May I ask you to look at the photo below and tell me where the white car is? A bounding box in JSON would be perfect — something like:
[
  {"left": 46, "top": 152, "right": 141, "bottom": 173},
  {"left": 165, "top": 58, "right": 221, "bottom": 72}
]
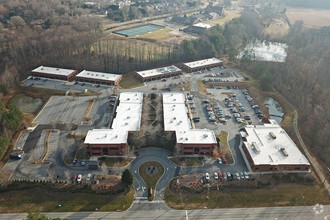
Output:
[
  {"left": 218, "top": 158, "right": 222, "bottom": 164},
  {"left": 86, "top": 173, "right": 92, "bottom": 181},
  {"left": 77, "top": 174, "right": 82, "bottom": 182},
  {"left": 214, "top": 172, "right": 219, "bottom": 179},
  {"left": 240, "top": 172, "right": 245, "bottom": 179},
  {"left": 205, "top": 173, "right": 210, "bottom": 180},
  {"left": 244, "top": 171, "right": 249, "bottom": 179}
]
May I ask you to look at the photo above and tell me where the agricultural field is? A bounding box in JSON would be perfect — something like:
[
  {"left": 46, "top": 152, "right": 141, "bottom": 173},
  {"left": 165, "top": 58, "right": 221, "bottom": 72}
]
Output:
[{"left": 286, "top": 8, "right": 330, "bottom": 28}]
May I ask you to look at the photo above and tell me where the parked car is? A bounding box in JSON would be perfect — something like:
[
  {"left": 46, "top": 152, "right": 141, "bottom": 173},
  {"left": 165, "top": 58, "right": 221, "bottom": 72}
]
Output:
[
  {"left": 86, "top": 173, "right": 92, "bottom": 181},
  {"left": 203, "top": 99, "right": 209, "bottom": 103},
  {"left": 222, "top": 157, "right": 227, "bottom": 164},
  {"left": 244, "top": 171, "right": 249, "bottom": 179},
  {"left": 72, "top": 158, "right": 77, "bottom": 166},
  {"left": 218, "top": 158, "right": 222, "bottom": 164},
  {"left": 223, "top": 172, "right": 227, "bottom": 181},
  {"left": 205, "top": 173, "right": 210, "bottom": 180},
  {"left": 244, "top": 115, "right": 251, "bottom": 120},
  {"left": 162, "top": 78, "right": 167, "bottom": 82},
  {"left": 214, "top": 172, "right": 219, "bottom": 179},
  {"left": 77, "top": 174, "right": 82, "bottom": 182},
  {"left": 227, "top": 172, "right": 231, "bottom": 179},
  {"left": 81, "top": 83, "right": 85, "bottom": 86},
  {"left": 81, "top": 160, "right": 86, "bottom": 166},
  {"left": 218, "top": 172, "right": 223, "bottom": 180},
  {"left": 9, "top": 154, "right": 22, "bottom": 160},
  {"left": 240, "top": 172, "right": 245, "bottom": 179},
  {"left": 72, "top": 175, "right": 77, "bottom": 181},
  {"left": 235, "top": 172, "right": 240, "bottom": 180}
]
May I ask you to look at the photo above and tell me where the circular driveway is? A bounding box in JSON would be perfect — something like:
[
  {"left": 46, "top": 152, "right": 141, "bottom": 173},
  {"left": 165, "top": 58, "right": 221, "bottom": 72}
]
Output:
[{"left": 128, "top": 148, "right": 179, "bottom": 200}]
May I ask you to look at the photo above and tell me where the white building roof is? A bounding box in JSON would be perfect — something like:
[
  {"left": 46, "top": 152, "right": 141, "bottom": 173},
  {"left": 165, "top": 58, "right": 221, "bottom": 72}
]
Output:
[
  {"left": 77, "top": 70, "right": 121, "bottom": 82},
  {"left": 163, "top": 92, "right": 216, "bottom": 145},
  {"left": 242, "top": 120, "right": 310, "bottom": 166},
  {"left": 136, "top": 65, "right": 181, "bottom": 78},
  {"left": 176, "top": 129, "right": 217, "bottom": 144},
  {"left": 84, "top": 129, "right": 128, "bottom": 144},
  {"left": 119, "top": 92, "right": 143, "bottom": 104},
  {"left": 193, "top": 22, "right": 213, "bottom": 29},
  {"left": 84, "top": 92, "right": 143, "bottom": 145},
  {"left": 183, "top": 57, "right": 223, "bottom": 69},
  {"left": 111, "top": 102, "right": 142, "bottom": 131},
  {"left": 32, "top": 66, "right": 76, "bottom": 76}
]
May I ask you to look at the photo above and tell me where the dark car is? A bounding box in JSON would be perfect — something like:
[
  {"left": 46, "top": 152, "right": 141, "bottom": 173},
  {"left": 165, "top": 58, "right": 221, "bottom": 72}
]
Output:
[
  {"left": 81, "top": 83, "right": 85, "bottom": 86},
  {"left": 244, "top": 115, "right": 251, "bottom": 120},
  {"left": 72, "top": 158, "right": 77, "bottom": 166},
  {"left": 74, "top": 81, "right": 78, "bottom": 85}
]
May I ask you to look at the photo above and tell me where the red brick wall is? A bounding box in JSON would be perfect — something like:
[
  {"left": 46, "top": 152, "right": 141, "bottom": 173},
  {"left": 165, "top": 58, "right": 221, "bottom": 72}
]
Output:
[
  {"left": 87, "top": 143, "right": 128, "bottom": 156},
  {"left": 181, "top": 143, "right": 217, "bottom": 155}
]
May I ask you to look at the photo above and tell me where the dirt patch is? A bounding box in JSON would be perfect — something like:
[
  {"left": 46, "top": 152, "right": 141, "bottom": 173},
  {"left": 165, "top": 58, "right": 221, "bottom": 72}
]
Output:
[
  {"left": 286, "top": 8, "right": 330, "bottom": 28},
  {"left": 92, "top": 175, "right": 124, "bottom": 193}
]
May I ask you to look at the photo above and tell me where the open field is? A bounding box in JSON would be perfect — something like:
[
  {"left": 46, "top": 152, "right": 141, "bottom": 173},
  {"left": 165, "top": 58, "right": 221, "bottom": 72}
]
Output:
[
  {"left": 0, "top": 185, "right": 134, "bottom": 212},
  {"left": 165, "top": 183, "right": 330, "bottom": 209},
  {"left": 286, "top": 8, "right": 330, "bottom": 28},
  {"left": 264, "top": 19, "right": 290, "bottom": 38},
  {"left": 132, "top": 28, "right": 173, "bottom": 42},
  {"left": 205, "top": 10, "right": 241, "bottom": 26},
  {"left": 118, "top": 75, "right": 144, "bottom": 89}
]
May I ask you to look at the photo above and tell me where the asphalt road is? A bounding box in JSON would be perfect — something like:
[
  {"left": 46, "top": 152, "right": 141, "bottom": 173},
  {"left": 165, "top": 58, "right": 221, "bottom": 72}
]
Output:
[
  {"left": 128, "top": 148, "right": 179, "bottom": 200},
  {"left": 0, "top": 205, "right": 328, "bottom": 220}
]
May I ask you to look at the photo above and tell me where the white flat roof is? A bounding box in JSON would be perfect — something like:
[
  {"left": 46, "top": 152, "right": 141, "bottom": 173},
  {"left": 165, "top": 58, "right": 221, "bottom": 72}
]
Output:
[
  {"left": 176, "top": 129, "right": 217, "bottom": 144},
  {"left": 119, "top": 92, "right": 143, "bottom": 104},
  {"left": 111, "top": 102, "right": 142, "bottom": 131},
  {"left": 163, "top": 103, "right": 191, "bottom": 131},
  {"left": 183, "top": 57, "right": 222, "bottom": 69},
  {"left": 84, "top": 129, "right": 128, "bottom": 144},
  {"left": 77, "top": 70, "right": 121, "bottom": 82},
  {"left": 242, "top": 120, "right": 310, "bottom": 166},
  {"left": 32, "top": 66, "right": 76, "bottom": 76},
  {"left": 193, "top": 22, "right": 213, "bottom": 29},
  {"left": 163, "top": 92, "right": 186, "bottom": 104},
  {"left": 84, "top": 92, "right": 143, "bottom": 145},
  {"left": 162, "top": 93, "right": 217, "bottom": 145},
  {"left": 136, "top": 65, "right": 181, "bottom": 78}
]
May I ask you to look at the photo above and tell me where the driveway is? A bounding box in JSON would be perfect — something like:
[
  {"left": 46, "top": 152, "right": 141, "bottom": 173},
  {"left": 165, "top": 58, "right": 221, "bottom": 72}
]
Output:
[{"left": 128, "top": 148, "right": 179, "bottom": 200}]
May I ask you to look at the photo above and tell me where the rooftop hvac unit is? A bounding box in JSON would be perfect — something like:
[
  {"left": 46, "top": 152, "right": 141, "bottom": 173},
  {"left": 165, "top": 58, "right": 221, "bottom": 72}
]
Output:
[
  {"left": 203, "top": 134, "right": 208, "bottom": 138},
  {"left": 269, "top": 132, "right": 276, "bottom": 139},
  {"left": 56, "top": 68, "right": 59, "bottom": 70},
  {"left": 252, "top": 142, "right": 261, "bottom": 153},
  {"left": 127, "top": 116, "right": 130, "bottom": 119},
  {"left": 125, "top": 122, "right": 128, "bottom": 125},
  {"left": 280, "top": 148, "right": 289, "bottom": 157},
  {"left": 185, "top": 138, "right": 188, "bottom": 140}
]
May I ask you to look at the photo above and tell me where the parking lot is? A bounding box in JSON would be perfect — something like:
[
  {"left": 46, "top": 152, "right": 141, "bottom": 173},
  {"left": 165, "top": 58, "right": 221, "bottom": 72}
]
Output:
[
  {"left": 23, "top": 77, "right": 109, "bottom": 92},
  {"left": 33, "top": 96, "right": 92, "bottom": 124}
]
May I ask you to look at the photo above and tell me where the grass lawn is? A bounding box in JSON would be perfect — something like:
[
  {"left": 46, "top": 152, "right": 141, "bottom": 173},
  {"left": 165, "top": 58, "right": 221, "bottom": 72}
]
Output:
[
  {"left": 216, "top": 131, "right": 234, "bottom": 164},
  {"left": 98, "top": 157, "right": 134, "bottom": 167},
  {"left": 165, "top": 183, "right": 330, "bottom": 209},
  {"left": 205, "top": 11, "right": 241, "bottom": 26},
  {"left": 132, "top": 28, "right": 173, "bottom": 42},
  {"left": 118, "top": 75, "right": 144, "bottom": 89},
  {"left": 0, "top": 185, "right": 135, "bottom": 213},
  {"left": 139, "top": 161, "right": 164, "bottom": 200},
  {"left": 196, "top": 80, "right": 208, "bottom": 96},
  {"left": 170, "top": 157, "right": 204, "bottom": 167}
]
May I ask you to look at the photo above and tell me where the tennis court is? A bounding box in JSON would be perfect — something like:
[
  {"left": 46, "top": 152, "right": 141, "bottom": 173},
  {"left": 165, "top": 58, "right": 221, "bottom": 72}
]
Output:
[{"left": 114, "top": 24, "right": 163, "bottom": 37}]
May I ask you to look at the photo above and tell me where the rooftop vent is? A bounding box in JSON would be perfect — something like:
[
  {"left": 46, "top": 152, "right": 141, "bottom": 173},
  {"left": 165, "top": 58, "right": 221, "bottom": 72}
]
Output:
[
  {"left": 185, "top": 138, "right": 188, "bottom": 140},
  {"left": 56, "top": 68, "right": 59, "bottom": 70},
  {"left": 252, "top": 142, "right": 261, "bottom": 153},
  {"left": 280, "top": 148, "right": 289, "bottom": 157},
  {"left": 203, "top": 134, "right": 208, "bottom": 138},
  {"left": 269, "top": 132, "right": 276, "bottom": 139},
  {"left": 125, "top": 122, "right": 128, "bottom": 125}
]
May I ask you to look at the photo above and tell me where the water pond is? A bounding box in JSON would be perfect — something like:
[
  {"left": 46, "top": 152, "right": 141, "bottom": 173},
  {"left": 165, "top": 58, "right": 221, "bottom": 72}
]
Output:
[{"left": 264, "top": 97, "right": 284, "bottom": 123}]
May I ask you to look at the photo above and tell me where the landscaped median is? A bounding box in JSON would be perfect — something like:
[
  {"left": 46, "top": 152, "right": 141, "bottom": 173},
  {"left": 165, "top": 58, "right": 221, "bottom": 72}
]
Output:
[
  {"left": 139, "top": 161, "right": 164, "bottom": 201},
  {"left": 165, "top": 175, "right": 330, "bottom": 209},
  {"left": 216, "top": 130, "right": 234, "bottom": 164},
  {"left": 0, "top": 179, "right": 135, "bottom": 212}
]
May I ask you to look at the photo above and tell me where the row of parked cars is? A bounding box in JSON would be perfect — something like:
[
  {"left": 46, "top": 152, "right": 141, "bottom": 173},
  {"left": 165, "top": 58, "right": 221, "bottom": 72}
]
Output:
[
  {"left": 205, "top": 171, "right": 249, "bottom": 181},
  {"left": 72, "top": 173, "right": 93, "bottom": 182},
  {"left": 242, "top": 89, "right": 264, "bottom": 119}
]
